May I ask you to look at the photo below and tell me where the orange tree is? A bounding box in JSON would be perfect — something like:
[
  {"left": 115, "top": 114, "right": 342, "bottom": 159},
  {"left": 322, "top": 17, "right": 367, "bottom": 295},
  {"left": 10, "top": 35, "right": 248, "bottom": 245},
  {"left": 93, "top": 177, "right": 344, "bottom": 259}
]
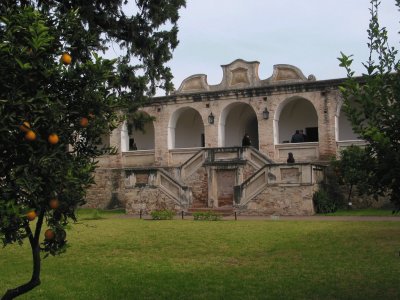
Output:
[{"left": 0, "top": 1, "right": 185, "bottom": 299}]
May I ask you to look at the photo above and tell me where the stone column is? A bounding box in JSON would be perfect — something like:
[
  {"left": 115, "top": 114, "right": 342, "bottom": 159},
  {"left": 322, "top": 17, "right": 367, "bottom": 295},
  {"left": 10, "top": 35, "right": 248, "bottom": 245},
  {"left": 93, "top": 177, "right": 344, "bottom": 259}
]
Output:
[
  {"left": 152, "top": 106, "right": 169, "bottom": 166},
  {"left": 317, "top": 90, "right": 337, "bottom": 160}
]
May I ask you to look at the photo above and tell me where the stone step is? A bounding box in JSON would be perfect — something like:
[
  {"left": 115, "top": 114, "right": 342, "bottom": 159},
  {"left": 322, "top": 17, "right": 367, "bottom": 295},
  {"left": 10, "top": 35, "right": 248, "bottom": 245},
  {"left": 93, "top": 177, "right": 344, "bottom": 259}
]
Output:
[{"left": 191, "top": 201, "right": 208, "bottom": 208}]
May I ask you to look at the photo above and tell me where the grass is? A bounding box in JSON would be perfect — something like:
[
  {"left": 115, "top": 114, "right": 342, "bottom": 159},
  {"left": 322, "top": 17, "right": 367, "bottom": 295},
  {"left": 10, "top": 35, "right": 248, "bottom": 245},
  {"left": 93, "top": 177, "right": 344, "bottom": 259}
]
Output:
[
  {"left": 76, "top": 208, "right": 126, "bottom": 220},
  {"left": 321, "top": 208, "right": 397, "bottom": 216},
  {"left": 1, "top": 213, "right": 400, "bottom": 299}
]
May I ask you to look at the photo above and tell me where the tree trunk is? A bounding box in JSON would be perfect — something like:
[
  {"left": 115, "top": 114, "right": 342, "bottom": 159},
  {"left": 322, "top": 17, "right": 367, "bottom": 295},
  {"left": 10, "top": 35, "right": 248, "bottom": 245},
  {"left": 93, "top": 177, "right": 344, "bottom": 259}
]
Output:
[
  {"left": 347, "top": 184, "right": 353, "bottom": 208},
  {"left": 1, "top": 211, "right": 44, "bottom": 300}
]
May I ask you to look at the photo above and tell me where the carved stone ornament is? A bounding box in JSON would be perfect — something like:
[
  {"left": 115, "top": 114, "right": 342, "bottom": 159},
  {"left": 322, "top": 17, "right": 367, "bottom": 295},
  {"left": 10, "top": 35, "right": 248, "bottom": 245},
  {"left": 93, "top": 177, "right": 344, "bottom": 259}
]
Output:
[
  {"left": 174, "top": 59, "right": 314, "bottom": 94},
  {"left": 230, "top": 67, "right": 250, "bottom": 85}
]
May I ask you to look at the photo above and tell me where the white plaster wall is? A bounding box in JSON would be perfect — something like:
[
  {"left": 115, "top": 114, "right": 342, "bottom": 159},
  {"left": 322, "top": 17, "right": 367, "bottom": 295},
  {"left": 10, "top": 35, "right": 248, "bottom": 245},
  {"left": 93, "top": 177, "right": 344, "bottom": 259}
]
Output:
[
  {"left": 337, "top": 110, "right": 360, "bottom": 141},
  {"left": 278, "top": 98, "right": 318, "bottom": 143},
  {"left": 120, "top": 121, "right": 129, "bottom": 152},
  {"left": 223, "top": 103, "right": 258, "bottom": 147},
  {"left": 130, "top": 120, "right": 155, "bottom": 150},
  {"left": 174, "top": 108, "right": 204, "bottom": 148}
]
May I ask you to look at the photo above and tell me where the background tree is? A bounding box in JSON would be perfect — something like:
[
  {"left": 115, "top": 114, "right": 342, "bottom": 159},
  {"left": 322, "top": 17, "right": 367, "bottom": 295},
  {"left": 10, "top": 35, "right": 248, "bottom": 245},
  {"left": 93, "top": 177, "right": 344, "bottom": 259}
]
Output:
[
  {"left": 338, "top": 0, "right": 400, "bottom": 212},
  {"left": 0, "top": 0, "right": 185, "bottom": 299},
  {"left": 331, "top": 145, "right": 373, "bottom": 205}
]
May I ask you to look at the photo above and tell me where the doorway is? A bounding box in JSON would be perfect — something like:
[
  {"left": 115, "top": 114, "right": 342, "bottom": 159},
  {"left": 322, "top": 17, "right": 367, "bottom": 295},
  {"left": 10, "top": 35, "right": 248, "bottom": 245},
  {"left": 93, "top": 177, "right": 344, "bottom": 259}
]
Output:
[{"left": 216, "top": 170, "right": 236, "bottom": 207}]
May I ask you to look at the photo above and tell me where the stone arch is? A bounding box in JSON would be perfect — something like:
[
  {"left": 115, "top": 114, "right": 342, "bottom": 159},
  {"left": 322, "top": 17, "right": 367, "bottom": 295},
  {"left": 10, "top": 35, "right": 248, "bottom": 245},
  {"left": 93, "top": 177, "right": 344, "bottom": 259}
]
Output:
[
  {"left": 274, "top": 97, "right": 318, "bottom": 144},
  {"left": 219, "top": 102, "right": 259, "bottom": 148},
  {"left": 168, "top": 107, "right": 204, "bottom": 149},
  {"left": 335, "top": 101, "right": 360, "bottom": 141}
]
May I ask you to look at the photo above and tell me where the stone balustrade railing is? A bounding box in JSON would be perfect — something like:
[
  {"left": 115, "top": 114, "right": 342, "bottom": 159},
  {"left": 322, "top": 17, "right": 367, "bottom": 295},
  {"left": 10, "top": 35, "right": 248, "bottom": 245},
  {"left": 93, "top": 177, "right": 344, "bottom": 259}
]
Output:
[{"left": 234, "top": 163, "right": 325, "bottom": 206}]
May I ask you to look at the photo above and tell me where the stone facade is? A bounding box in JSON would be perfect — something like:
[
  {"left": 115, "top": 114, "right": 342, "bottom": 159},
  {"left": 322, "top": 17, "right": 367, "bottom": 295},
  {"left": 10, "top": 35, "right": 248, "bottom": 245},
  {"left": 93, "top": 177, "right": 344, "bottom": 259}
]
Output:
[
  {"left": 86, "top": 169, "right": 124, "bottom": 209},
  {"left": 241, "top": 185, "right": 317, "bottom": 216},
  {"left": 86, "top": 59, "right": 366, "bottom": 215}
]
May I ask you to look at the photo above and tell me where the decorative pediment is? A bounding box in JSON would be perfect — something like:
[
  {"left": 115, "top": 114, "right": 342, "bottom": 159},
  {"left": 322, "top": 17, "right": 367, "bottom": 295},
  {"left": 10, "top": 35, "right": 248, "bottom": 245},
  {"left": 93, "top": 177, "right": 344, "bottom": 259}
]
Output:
[
  {"left": 231, "top": 67, "right": 250, "bottom": 85},
  {"left": 176, "top": 74, "right": 209, "bottom": 93},
  {"left": 173, "top": 59, "right": 316, "bottom": 94},
  {"left": 268, "top": 64, "right": 313, "bottom": 83},
  {"left": 221, "top": 59, "right": 260, "bottom": 89}
]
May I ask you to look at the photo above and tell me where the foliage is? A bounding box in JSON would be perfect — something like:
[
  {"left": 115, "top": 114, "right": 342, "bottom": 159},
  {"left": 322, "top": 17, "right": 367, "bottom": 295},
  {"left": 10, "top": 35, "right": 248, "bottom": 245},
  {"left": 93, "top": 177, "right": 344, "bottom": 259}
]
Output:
[
  {"left": 338, "top": 0, "right": 400, "bottom": 211},
  {"left": 313, "top": 164, "right": 345, "bottom": 214},
  {"left": 192, "top": 211, "right": 222, "bottom": 221},
  {"left": 324, "top": 165, "right": 345, "bottom": 208},
  {"left": 331, "top": 145, "right": 373, "bottom": 203},
  {"left": 0, "top": 0, "right": 185, "bottom": 298},
  {"left": 150, "top": 209, "right": 175, "bottom": 220},
  {"left": 313, "top": 189, "right": 337, "bottom": 214}
]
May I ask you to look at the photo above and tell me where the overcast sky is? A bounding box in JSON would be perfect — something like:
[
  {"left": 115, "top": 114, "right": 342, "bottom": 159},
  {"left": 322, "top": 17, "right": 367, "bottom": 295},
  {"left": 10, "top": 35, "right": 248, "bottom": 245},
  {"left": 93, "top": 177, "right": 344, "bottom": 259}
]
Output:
[{"left": 161, "top": 0, "right": 400, "bottom": 94}]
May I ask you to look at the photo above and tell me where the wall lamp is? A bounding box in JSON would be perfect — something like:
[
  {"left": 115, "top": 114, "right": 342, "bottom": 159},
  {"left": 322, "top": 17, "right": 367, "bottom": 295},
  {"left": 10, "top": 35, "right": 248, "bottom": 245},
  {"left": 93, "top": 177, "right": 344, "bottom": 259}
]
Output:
[
  {"left": 262, "top": 108, "right": 270, "bottom": 120},
  {"left": 208, "top": 112, "right": 215, "bottom": 124}
]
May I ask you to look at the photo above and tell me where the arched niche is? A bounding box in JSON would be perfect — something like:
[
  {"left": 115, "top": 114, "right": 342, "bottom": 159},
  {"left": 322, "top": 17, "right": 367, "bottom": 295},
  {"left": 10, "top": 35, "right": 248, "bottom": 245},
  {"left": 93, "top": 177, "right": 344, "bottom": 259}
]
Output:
[
  {"left": 168, "top": 107, "right": 204, "bottom": 149},
  {"left": 219, "top": 102, "right": 259, "bottom": 148},
  {"left": 275, "top": 97, "right": 318, "bottom": 143}
]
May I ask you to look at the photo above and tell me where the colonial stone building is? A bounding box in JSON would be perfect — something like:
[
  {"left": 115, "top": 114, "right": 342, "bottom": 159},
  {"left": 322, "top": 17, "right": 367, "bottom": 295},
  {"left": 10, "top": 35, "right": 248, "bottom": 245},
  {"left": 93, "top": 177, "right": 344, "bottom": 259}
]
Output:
[{"left": 86, "top": 59, "right": 364, "bottom": 215}]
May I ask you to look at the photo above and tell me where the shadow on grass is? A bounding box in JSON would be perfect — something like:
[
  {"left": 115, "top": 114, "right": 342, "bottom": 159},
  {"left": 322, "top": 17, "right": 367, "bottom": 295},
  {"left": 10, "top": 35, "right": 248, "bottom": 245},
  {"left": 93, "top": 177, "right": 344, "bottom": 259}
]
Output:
[{"left": 77, "top": 208, "right": 125, "bottom": 220}]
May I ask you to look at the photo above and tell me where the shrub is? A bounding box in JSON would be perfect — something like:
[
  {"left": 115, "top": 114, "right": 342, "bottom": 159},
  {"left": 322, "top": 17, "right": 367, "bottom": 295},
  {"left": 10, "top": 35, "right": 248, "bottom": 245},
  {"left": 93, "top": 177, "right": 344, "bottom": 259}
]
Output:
[
  {"left": 313, "top": 189, "right": 338, "bottom": 214},
  {"left": 150, "top": 209, "right": 175, "bottom": 220},
  {"left": 324, "top": 165, "right": 345, "bottom": 209},
  {"left": 192, "top": 211, "right": 222, "bottom": 221}
]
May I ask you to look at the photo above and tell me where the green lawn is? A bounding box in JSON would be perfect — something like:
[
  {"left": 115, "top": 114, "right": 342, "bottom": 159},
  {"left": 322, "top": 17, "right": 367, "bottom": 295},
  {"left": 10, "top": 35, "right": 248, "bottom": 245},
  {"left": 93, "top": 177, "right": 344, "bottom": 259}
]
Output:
[
  {"left": 321, "top": 208, "right": 397, "bottom": 216},
  {"left": 1, "top": 213, "right": 399, "bottom": 299}
]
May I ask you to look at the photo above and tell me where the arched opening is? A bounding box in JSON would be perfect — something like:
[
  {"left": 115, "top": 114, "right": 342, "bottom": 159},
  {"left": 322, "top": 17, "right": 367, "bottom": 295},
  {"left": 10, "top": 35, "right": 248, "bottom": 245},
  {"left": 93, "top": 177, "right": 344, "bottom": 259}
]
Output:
[
  {"left": 125, "top": 112, "right": 155, "bottom": 151},
  {"left": 276, "top": 97, "right": 318, "bottom": 143},
  {"left": 168, "top": 107, "right": 204, "bottom": 149},
  {"left": 336, "top": 102, "right": 361, "bottom": 141},
  {"left": 219, "top": 103, "right": 259, "bottom": 148}
]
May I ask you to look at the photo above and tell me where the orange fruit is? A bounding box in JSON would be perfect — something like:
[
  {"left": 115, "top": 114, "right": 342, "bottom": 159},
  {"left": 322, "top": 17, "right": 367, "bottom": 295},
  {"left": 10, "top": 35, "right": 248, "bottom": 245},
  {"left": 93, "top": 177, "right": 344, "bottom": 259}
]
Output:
[
  {"left": 49, "top": 198, "right": 59, "bottom": 209},
  {"left": 44, "top": 229, "right": 55, "bottom": 240},
  {"left": 26, "top": 211, "right": 37, "bottom": 221},
  {"left": 25, "top": 130, "right": 36, "bottom": 141},
  {"left": 48, "top": 133, "right": 59, "bottom": 145},
  {"left": 79, "top": 117, "right": 89, "bottom": 127},
  {"left": 19, "top": 121, "right": 31, "bottom": 132},
  {"left": 61, "top": 52, "right": 72, "bottom": 65}
]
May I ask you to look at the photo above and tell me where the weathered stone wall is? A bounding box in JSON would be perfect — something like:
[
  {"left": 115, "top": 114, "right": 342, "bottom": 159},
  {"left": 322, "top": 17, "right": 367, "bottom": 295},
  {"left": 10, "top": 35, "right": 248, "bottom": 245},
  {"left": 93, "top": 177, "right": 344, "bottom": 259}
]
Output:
[
  {"left": 339, "top": 186, "right": 391, "bottom": 209},
  {"left": 184, "top": 167, "right": 208, "bottom": 207},
  {"left": 243, "top": 163, "right": 257, "bottom": 182},
  {"left": 85, "top": 168, "right": 124, "bottom": 209},
  {"left": 238, "top": 184, "right": 316, "bottom": 216},
  {"left": 124, "top": 186, "right": 181, "bottom": 214}
]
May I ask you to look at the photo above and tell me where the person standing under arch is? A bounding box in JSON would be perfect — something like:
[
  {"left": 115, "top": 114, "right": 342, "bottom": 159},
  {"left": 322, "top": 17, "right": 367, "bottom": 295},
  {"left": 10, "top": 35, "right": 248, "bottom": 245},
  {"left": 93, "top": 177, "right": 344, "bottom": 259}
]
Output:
[
  {"left": 242, "top": 133, "right": 252, "bottom": 146},
  {"left": 291, "top": 130, "right": 304, "bottom": 143}
]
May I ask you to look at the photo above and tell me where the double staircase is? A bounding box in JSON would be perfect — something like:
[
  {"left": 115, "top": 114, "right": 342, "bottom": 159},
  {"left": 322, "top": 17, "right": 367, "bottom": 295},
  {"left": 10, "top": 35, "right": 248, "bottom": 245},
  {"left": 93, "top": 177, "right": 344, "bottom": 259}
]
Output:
[
  {"left": 179, "top": 146, "right": 273, "bottom": 212},
  {"left": 123, "top": 146, "right": 325, "bottom": 214}
]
